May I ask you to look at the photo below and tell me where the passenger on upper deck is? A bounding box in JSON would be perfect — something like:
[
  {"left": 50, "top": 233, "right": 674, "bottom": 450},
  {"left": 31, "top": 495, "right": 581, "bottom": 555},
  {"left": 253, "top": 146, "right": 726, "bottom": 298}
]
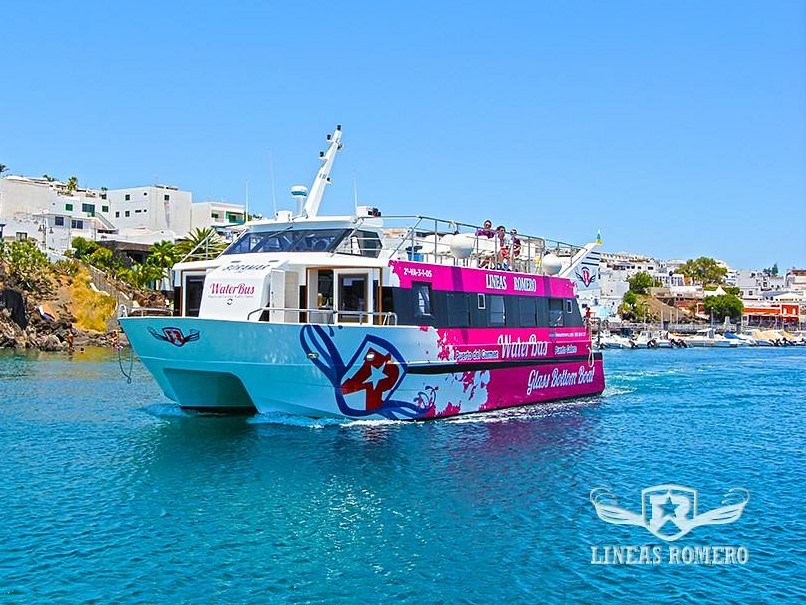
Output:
[
  {"left": 495, "top": 225, "right": 510, "bottom": 269},
  {"left": 509, "top": 228, "right": 522, "bottom": 258},
  {"left": 475, "top": 220, "right": 494, "bottom": 238}
]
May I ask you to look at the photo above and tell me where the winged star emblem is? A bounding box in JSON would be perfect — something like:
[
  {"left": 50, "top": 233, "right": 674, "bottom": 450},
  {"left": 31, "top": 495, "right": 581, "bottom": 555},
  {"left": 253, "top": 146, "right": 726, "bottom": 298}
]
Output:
[
  {"left": 148, "top": 326, "right": 200, "bottom": 347},
  {"left": 590, "top": 484, "right": 749, "bottom": 541},
  {"left": 301, "top": 324, "right": 431, "bottom": 419}
]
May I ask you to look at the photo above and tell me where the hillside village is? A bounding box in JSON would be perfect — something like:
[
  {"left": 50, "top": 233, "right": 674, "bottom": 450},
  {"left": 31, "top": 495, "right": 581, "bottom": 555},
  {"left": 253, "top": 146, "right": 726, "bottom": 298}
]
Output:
[{"left": 1, "top": 171, "right": 804, "bottom": 350}]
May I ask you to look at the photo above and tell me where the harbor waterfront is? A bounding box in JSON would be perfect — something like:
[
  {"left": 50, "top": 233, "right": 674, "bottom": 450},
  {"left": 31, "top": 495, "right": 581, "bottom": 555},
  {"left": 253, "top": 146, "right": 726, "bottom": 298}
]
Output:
[{"left": 1, "top": 346, "right": 804, "bottom": 602}]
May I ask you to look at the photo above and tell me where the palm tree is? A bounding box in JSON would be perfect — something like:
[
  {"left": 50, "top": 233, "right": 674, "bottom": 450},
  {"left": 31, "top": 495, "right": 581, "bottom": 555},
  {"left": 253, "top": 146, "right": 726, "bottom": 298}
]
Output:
[
  {"left": 66, "top": 176, "right": 79, "bottom": 193},
  {"left": 126, "top": 262, "right": 165, "bottom": 289},
  {"left": 174, "top": 227, "right": 227, "bottom": 261},
  {"left": 147, "top": 240, "right": 178, "bottom": 272},
  {"left": 0, "top": 164, "right": 8, "bottom": 177}
]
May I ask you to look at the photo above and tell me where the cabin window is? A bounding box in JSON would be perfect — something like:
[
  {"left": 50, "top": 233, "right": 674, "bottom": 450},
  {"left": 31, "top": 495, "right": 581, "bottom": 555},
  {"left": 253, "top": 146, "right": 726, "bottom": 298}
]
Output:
[
  {"left": 413, "top": 281, "right": 432, "bottom": 317},
  {"left": 446, "top": 292, "right": 470, "bottom": 327},
  {"left": 358, "top": 231, "right": 382, "bottom": 258},
  {"left": 339, "top": 274, "right": 367, "bottom": 322},
  {"left": 488, "top": 295, "right": 505, "bottom": 326},
  {"left": 316, "top": 270, "right": 334, "bottom": 309},
  {"left": 332, "top": 230, "right": 382, "bottom": 257},
  {"left": 477, "top": 293, "right": 486, "bottom": 309},
  {"left": 224, "top": 229, "right": 350, "bottom": 255},
  {"left": 565, "top": 300, "right": 573, "bottom": 314},
  {"left": 519, "top": 297, "right": 537, "bottom": 327},
  {"left": 381, "top": 287, "right": 395, "bottom": 315},
  {"left": 549, "top": 298, "right": 564, "bottom": 327},
  {"left": 184, "top": 275, "right": 206, "bottom": 317}
]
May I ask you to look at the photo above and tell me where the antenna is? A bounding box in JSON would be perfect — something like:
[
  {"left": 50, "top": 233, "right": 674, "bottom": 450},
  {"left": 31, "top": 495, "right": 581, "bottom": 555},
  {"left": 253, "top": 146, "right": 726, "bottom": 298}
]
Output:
[
  {"left": 269, "top": 150, "right": 278, "bottom": 216},
  {"left": 302, "top": 125, "right": 343, "bottom": 218}
]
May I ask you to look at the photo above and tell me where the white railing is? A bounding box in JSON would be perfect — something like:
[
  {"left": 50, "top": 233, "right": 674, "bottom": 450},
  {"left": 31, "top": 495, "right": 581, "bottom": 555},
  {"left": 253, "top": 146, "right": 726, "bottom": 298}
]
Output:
[
  {"left": 118, "top": 305, "right": 172, "bottom": 318},
  {"left": 377, "top": 214, "right": 586, "bottom": 274},
  {"left": 246, "top": 306, "right": 398, "bottom": 326}
]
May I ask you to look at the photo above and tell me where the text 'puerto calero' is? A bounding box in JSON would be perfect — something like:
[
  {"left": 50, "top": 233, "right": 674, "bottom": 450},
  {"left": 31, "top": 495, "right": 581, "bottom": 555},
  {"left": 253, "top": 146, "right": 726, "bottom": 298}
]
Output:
[{"left": 588, "top": 484, "right": 750, "bottom": 566}]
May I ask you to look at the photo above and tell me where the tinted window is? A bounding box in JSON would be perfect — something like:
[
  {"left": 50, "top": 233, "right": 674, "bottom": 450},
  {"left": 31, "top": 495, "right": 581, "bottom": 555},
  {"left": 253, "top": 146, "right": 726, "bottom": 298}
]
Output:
[
  {"left": 549, "top": 298, "right": 564, "bottom": 326},
  {"left": 489, "top": 295, "right": 505, "bottom": 326},
  {"left": 519, "top": 297, "right": 537, "bottom": 327},
  {"left": 223, "top": 229, "right": 350, "bottom": 255},
  {"left": 446, "top": 292, "right": 470, "bottom": 327},
  {"left": 413, "top": 282, "right": 432, "bottom": 317}
]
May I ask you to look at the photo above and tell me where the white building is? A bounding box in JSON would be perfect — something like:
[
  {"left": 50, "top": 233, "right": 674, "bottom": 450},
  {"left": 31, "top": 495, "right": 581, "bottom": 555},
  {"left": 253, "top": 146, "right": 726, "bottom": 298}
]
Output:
[
  {"left": 0, "top": 176, "right": 246, "bottom": 254},
  {"left": 785, "top": 269, "right": 806, "bottom": 294},
  {"left": 733, "top": 269, "right": 787, "bottom": 300},
  {"left": 105, "top": 184, "right": 192, "bottom": 236},
  {"left": 190, "top": 201, "right": 246, "bottom": 230},
  {"left": 0, "top": 175, "right": 114, "bottom": 252}
]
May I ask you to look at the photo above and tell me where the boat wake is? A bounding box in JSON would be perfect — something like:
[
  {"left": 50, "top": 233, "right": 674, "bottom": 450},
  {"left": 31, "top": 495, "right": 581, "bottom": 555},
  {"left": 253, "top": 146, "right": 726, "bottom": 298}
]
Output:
[
  {"left": 248, "top": 412, "right": 355, "bottom": 429},
  {"left": 141, "top": 403, "right": 197, "bottom": 418},
  {"left": 602, "top": 385, "right": 635, "bottom": 397}
]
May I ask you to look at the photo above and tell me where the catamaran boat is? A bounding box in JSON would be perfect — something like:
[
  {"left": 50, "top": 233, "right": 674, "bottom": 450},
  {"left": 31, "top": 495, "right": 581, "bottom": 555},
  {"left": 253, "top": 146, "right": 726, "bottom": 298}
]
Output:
[{"left": 119, "top": 126, "right": 605, "bottom": 420}]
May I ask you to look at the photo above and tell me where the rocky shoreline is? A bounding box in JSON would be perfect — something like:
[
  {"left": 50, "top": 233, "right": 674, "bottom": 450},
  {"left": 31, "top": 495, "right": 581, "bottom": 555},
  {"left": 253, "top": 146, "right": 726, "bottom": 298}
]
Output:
[
  {"left": 0, "top": 302, "right": 121, "bottom": 351},
  {"left": 0, "top": 263, "right": 152, "bottom": 352}
]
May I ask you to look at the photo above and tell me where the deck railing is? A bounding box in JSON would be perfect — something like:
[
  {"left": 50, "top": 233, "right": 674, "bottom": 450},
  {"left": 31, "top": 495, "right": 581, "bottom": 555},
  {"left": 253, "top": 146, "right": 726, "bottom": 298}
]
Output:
[
  {"left": 118, "top": 305, "right": 173, "bottom": 318},
  {"left": 246, "top": 306, "right": 398, "bottom": 326},
  {"left": 376, "top": 214, "right": 586, "bottom": 274}
]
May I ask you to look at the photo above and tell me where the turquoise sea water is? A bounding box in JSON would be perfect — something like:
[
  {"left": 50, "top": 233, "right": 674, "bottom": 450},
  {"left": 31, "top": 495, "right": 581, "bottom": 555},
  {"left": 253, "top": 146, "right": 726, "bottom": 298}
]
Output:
[{"left": 0, "top": 346, "right": 804, "bottom": 603}]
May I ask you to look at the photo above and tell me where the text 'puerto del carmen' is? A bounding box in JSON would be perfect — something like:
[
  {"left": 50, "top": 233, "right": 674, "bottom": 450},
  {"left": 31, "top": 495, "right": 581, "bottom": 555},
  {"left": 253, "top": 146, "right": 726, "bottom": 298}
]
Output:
[{"left": 485, "top": 274, "right": 538, "bottom": 292}]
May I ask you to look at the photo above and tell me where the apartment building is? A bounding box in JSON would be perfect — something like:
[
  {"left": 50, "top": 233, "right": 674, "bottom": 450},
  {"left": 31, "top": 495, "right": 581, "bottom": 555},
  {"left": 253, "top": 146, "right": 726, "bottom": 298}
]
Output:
[{"left": 0, "top": 176, "right": 245, "bottom": 254}]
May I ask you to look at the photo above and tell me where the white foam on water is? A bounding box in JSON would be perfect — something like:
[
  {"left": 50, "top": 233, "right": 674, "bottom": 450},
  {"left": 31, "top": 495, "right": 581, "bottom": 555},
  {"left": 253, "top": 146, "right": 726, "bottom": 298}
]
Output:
[
  {"left": 247, "top": 412, "right": 350, "bottom": 429},
  {"left": 140, "top": 403, "right": 194, "bottom": 418}
]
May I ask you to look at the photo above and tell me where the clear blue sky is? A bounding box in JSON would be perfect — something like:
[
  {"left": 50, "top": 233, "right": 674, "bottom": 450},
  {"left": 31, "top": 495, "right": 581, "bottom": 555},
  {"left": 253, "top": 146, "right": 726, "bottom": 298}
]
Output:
[{"left": 2, "top": 1, "right": 804, "bottom": 270}]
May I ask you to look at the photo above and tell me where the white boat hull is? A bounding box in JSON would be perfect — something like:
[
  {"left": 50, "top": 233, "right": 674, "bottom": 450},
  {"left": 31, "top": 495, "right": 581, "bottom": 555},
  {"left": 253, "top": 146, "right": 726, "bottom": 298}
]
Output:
[{"left": 120, "top": 317, "right": 605, "bottom": 420}]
